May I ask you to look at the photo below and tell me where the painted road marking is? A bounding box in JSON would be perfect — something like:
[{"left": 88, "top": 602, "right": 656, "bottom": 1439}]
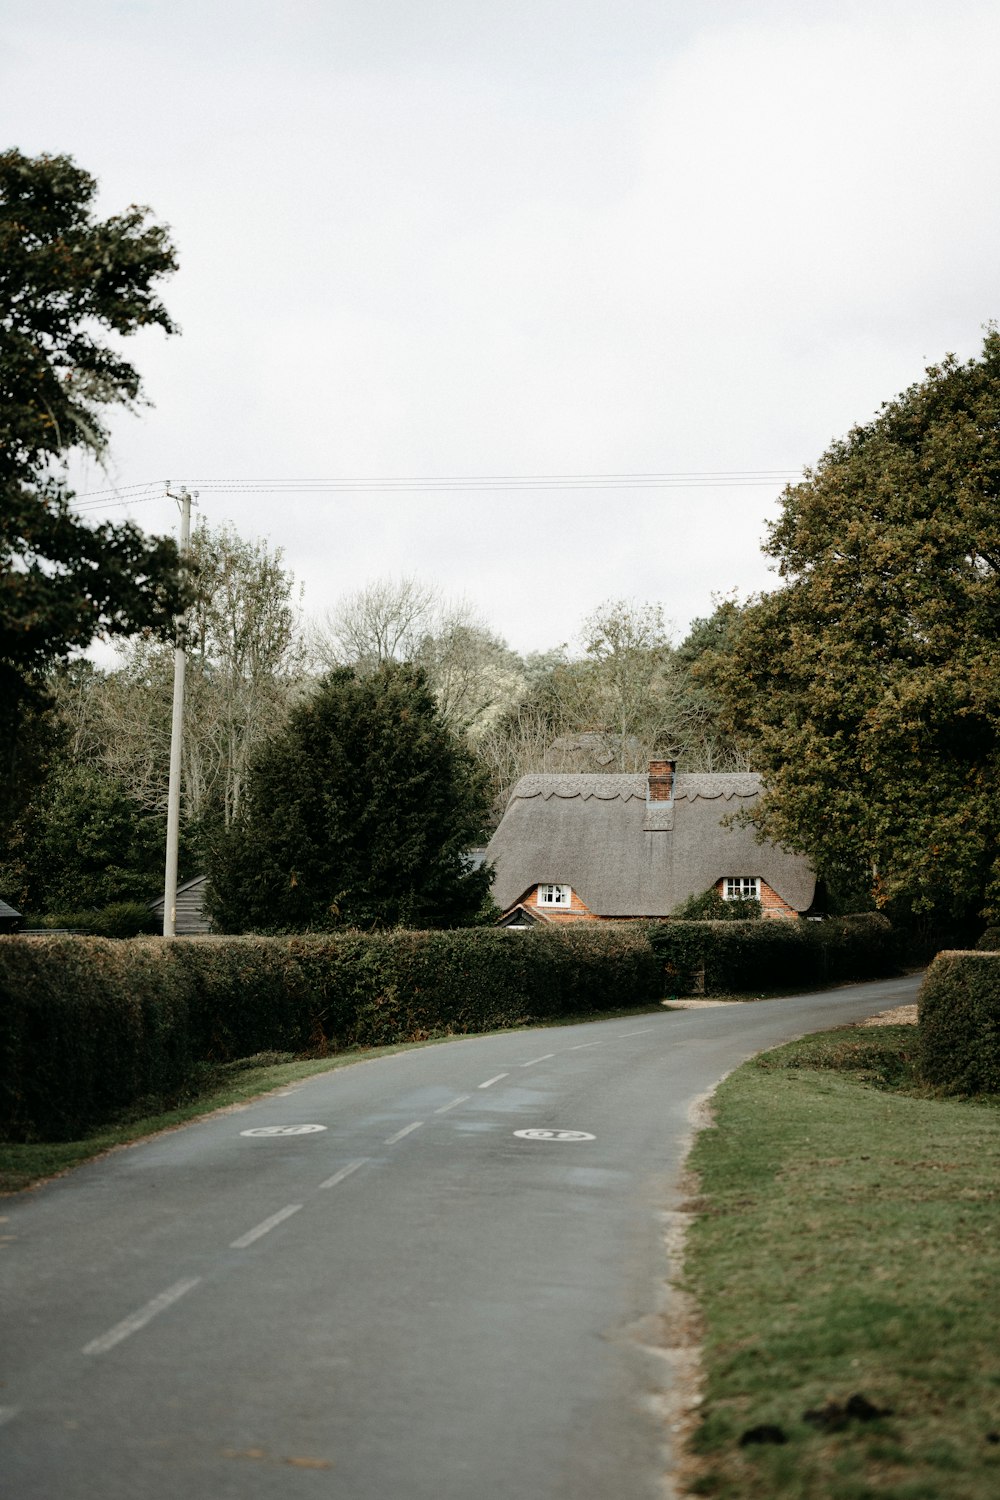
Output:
[
  {"left": 231, "top": 1204, "right": 303, "bottom": 1249},
  {"left": 240, "top": 1124, "right": 326, "bottom": 1137},
  {"left": 82, "top": 1277, "right": 202, "bottom": 1356},
  {"left": 478, "top": 1073, "right": 508, "bottom": 1089},
  {"left": 617, "top": 1028, "right": 657, "bottom": 1037},
  {"left": 521, "top": 1053, "right": 555, "bottom": 1067},
  {"left": 514, "top": 1129, "right": 596, "bottom": 1142},
  {"left": 385, "top": 1121, "right": 424, "bottom": 1144},
  {"left": 434, "top": 1095, "right": 470, "bottom": 1114},
  {"left": 569, "top": 1042, "right": 603, "bottom": 1050},
  {"left": 318, "top": 1159, "right": 368, "bottom": 1190}
]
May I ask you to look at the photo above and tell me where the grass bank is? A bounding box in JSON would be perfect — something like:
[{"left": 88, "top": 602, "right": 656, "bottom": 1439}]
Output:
[{"left": 683, "top": 1025, "right": 1000, "bottom": 1498}]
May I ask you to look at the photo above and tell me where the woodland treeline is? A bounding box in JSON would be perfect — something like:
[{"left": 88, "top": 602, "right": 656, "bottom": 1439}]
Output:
[
  {"left": 6, "top": 317, "right": 1000, "bottom": 937},
  {"left": 0, "top": 518, "right": 750, "bottom": 918},
  {"left": 3, "top": 150, "right": 998, "bottom": 936}
]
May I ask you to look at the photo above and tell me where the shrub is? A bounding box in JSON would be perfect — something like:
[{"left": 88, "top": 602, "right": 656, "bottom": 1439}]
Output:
[
  {"left": 33, "top": 903, "right": 159, "bottom": 938},
  {"left": 918, "top": 951, "right": 1000, "bottom": 1093},
  {"left": 670, "top": 887, "right": 762, "bottom": 921},
  {"left": 976, "top": 927, "right": 1000, "bottom": 952},
  {"left": 649, "top": 912, "right": 896, "bottom": 995},
  {"left": 0, "top": 923, "right": 662, "bottom": 1140}
]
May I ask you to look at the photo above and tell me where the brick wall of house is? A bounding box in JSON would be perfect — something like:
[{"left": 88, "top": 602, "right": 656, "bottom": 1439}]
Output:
[
  {"left": 511, "top": 881, "right": 800, "bottom": 923},
  {"left": 760, "top": 880, "right": 799, "bottom": 918},
  {"left": 713, "top": 878, "right": 798, "bottom": 919},
  {"left": 526, "top": 885, "right": 597, "bottom": 922}
]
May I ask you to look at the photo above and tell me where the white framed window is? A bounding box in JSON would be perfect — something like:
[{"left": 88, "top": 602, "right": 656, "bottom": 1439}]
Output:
[
  {"left": 723, "top": 876, "right": 760, "bottom": 901},
  {"left": 537, "top": 883, "right": 572, "bottom": 907}
]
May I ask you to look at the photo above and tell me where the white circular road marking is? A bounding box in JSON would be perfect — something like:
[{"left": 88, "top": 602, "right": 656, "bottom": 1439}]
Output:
[
  {"left": 513, "top": 1128, "right": 596, "bottom": 1142},
  {"left": 240, "top": 1125, "right": 327, "bottom": 1137}
]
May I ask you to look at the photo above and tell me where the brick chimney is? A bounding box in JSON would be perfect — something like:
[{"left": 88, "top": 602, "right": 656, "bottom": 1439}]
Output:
[{"left": 648, "top": 759, "right": 676, "bottom": 802}]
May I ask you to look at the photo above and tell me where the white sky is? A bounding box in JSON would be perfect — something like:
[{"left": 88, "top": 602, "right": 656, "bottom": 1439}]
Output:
[{"left": 4, "top": 0, "right": 1000, "bottom": 655}]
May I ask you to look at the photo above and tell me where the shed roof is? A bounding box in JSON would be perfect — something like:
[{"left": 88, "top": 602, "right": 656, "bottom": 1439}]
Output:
[{"left": 485, "top": 772, "right": 815, "bottom": 917}]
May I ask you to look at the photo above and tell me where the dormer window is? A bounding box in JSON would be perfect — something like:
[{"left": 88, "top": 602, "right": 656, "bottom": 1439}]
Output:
[
  {"left": 723, "top": 876, "right": 760, "bottom": 901},
  {"left": 538, "top": 883, "right": 572, "bottom": 907}
]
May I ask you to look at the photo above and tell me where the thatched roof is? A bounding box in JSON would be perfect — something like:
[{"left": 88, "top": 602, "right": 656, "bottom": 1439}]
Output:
[{"left": 485, "top": 772, "right": 815, "bottom": 917}]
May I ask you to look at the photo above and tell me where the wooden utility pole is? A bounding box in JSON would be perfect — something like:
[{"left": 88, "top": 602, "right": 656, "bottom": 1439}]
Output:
[{"left": 162, "top": 485, "right": 194, "bottom": 937}]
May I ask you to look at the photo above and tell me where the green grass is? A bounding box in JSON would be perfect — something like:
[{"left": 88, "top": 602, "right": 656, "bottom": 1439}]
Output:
[
  {"left": 0, "top": 1002, "right": 666, "bottom": 1196},
  {"left": 684, "top": 1026, "right": 1000, "bottom": 1498}
]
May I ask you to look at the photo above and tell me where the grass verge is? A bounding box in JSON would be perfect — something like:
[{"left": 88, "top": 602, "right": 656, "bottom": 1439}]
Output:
[
  {"left": 683, "top": 1024, "right": 1000, "bottom": 1498},
  {"left": 0, "top": 1003, "right": 665, "bottom": 1196}
]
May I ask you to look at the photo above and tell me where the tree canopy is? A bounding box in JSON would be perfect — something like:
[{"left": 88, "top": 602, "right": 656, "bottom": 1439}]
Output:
[
  {"left": 703, "top": 329, "right": 1000, "bottom": 926},
  {"left": 0, "top": 149, "right": 187, "bottom": 809},
  {"left": 207, "top": 663, "right": 493, "bottom": 932},
  {"left": 313, "top": 575, "right": 525, "bottom": 738},
  {"left": 56, "top": 521, "right": 307, "bottom": 833}
]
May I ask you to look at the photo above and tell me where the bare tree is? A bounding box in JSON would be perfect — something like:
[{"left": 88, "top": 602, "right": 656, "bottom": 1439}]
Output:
[
  {"left": 313, "top": 576, "right": 528, "bottom": 738},
  {"left": 414, "top": 607, "right": 526, "bottom": 737},
  {"left": 53, "top": 521, "right": 307, "bottom": 830},
  {"left": 312, "top": 576, "right": 439, "bottom": 671},
  {"left": 575, "top": 599, "right": 674, "bottom": 765},
  {"left": 186, "top": 522, "right": 307, "bottom": 825},
  {"left": 472, "top": 598, "right": 753, "bottom": 822},
  {"left": 475, "top": 700, "right": 556, "bottom": 827}
]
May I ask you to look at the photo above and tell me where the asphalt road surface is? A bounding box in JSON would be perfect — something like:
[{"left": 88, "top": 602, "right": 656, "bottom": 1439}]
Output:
[{"left": 1, "top": 974, "right": 921, "bottom": 1500}]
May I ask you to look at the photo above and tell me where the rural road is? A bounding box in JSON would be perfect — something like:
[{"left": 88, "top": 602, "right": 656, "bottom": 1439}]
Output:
[{"left": 1, "top": 973, "right": 921, "bottom": 1500}]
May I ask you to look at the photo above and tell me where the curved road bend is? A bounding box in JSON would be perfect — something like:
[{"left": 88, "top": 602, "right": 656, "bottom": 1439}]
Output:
[{"left": 1, "top": 973, "right": 921, "bottom": 1500}]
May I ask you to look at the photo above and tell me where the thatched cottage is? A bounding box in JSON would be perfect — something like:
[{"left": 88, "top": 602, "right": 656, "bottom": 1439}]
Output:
[{"left": 485, "top": 760, "right": 815, "bottom": 925}]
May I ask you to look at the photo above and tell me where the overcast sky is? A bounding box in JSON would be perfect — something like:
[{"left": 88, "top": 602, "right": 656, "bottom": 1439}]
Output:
[{"left": 4, "top": 0, "right": 999, "bottom": 656}]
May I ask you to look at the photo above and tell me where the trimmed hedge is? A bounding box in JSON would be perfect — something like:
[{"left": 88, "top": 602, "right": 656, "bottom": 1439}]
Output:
[
  {"left": 0, "top": 938, "right": 194, "bottom": 1142},
  {"left": 649, "top": 912, "right": 897, "bottom": 995},
  {"left": 918, "top": 951, "right": 1000, "bottom": 1094},
  {"left": 976, "top": 927, "right": 1000, "bottom": 952},
  {"left": 0, "top": 924, "right": 661, "bottom": 1141}
]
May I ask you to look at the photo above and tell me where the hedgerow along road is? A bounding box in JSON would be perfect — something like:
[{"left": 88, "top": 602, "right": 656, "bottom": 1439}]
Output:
[{"left": 1, "top": 973, "right": 920, "bottom": 1500}]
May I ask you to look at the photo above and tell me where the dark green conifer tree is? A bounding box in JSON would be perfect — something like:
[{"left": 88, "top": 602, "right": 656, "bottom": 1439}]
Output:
[{"left": 208, "top": 664, "right": 493, "bottom": 931}]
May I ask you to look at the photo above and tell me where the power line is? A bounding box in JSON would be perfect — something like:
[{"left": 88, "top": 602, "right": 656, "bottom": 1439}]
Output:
[{"left": 73, "top": 469, "right": 803, "bottom": 513}]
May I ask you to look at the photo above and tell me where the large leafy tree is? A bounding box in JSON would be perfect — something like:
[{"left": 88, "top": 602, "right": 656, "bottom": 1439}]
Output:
[
  {"left": 0, "top": 149, "right": 187, "bottom": 817},
  {"left": 208, "top": 663, "right": 493, "bottom": 932},
  {"left": 704, "top": 330, "right": 1000, "bottom": 925},
  {"left": 19, "top": 763, "right": 164, "bottom": 912}
]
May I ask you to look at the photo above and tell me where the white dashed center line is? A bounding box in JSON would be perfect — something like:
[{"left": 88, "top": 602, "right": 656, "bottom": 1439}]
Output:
[
  {"left": 478, "top": 1073, "right": 509, "bottom": 1089},
  {"left": 434, "top": 1095, "right": 470, "bottom": 1114},
  {"left": 230, "top": 1204, "right": 303, "bottom": 1249},
  {"left": 521, "top": 1054, "right": 555, "bottom": 1067},
  {"left": 570, "top": 1041, "right": 603, "bottom": 1050},
  {"left": 82, "top": 1277, "right": 202, "bottom": 1356},
  {"left": 617, "top": 1028, "right": 657, "bottom": 1037},
  {"left": 318, "top": 1159, "right": 368, "bottom": 1190},
  {"left": 385, "top": 1121, "right": 424, "bottom": 1144}
]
